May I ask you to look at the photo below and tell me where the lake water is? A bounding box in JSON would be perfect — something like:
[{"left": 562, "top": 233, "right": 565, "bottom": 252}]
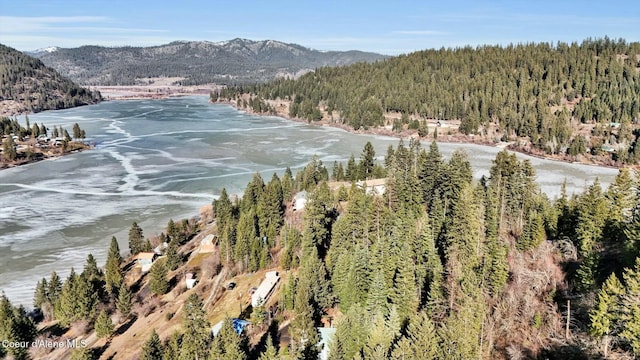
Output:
[{"left": 0, "top": 96, "right": 619, "bottom": 306}]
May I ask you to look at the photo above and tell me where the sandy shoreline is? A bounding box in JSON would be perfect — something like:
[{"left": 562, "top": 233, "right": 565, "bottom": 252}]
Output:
[{"left": 214, "top": 98, "right": 622, "bottom": 170}]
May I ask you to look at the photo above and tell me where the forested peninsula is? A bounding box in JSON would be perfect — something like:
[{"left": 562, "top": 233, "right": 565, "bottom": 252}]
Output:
[
  {"left": 214, "top": 38, "right": 640, "bottom": 167},
  {"left": 0, "top": 116, "right": 90, "bottom": 169},
  {"left": 2, "top": 140, "right": 640, "bottom": 359},
  {"left": 0, "top": 44, "right": 99, "bottom": 168}
]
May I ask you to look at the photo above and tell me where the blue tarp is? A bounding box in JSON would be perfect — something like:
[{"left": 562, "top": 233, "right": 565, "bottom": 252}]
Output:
[{"left": 232, "top": 318, "right": 250, "bottom": 334}]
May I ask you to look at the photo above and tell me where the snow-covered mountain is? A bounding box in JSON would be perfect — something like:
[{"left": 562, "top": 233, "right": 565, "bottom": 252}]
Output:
[{"left": 28, "top": 39, "right": 387, "bottom": 85}]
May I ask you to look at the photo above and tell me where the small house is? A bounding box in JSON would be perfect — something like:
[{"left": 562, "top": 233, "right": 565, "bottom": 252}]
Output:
[
  {"left": 251, "top": 271, "right": 280, "bottom": 307},
  {"left": 185, "top": 272, "right": 197, "bottom": 289},
  {"left": 136, "top": 252, "right": 157, "bottom": 272},
  {"left": 292, "top": 191, "right": 308, "bottom": 211},
  {"left": 199, "top": 234, "right": 216, "bottom": 253},
  {"left": 356, "top": 178, "right": 386, "bottom": 196}
]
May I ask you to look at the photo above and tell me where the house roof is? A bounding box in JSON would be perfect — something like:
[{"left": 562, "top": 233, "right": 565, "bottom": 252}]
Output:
[
  {"left": 294, "top": 191, "right": 308, "bottom": 200},
  {"left": 136, "top": 252, "right": 156, "bottom": 260},
  {"left": 201, "top": 234, "right": 215, "bottom": 245},
  {"left": 251, "top": 271, "right": 280, "bottom": 307},
  {"left": 357, "top": 178, "right": 386, "bottom": 187}
]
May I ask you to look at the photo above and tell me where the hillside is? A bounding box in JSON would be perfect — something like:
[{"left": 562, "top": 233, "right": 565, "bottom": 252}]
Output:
[
  {"left": 2, "top": 142, "right": 640, "bottom": 359},
  {"left": 219, "top": 37, "right": 640, "bottom": 166},
  {"left": 0, "top": 44, "right": 102, "bottom": 116},
  {"left": 29, "top": 38, "right": 388, "bottom": 86}
]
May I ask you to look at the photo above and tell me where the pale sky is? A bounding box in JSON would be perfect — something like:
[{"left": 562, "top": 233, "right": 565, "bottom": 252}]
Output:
[{"left": 1, "top": 0, "right": 638, "bottom": 55}]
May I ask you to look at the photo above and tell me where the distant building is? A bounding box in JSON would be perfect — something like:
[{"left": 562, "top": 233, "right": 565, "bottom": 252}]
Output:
[
  {"left": 356, "top": 178, "right": 386, "bottom": 196},
  {"left": 135, "top": 252, "right": 157, "bottom": 272},
  {"left": 292, "top": 191, "right": 308, "bottom": 211},
  {"left": 251, "top": 271, "right": 280, "bottom": 307},
  {"left": 317, "top": 327, "right": 337, "bottom": 360},
  {"left": 199, "top": 234, "right": 216, "bottom": 253}
]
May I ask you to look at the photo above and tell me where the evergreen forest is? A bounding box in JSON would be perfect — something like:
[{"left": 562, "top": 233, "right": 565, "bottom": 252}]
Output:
[
  {"left": 0, "top": 44, "right": 102, "bottom": 114},
  {"left": 216, "top": 38, "right": 640, "bottom": 165},
  {"left": 2, "top": 140, "right": 640, "bottom": 359},
  {"left": 1, "top": 116, "right": 88, "bottom": 166}
]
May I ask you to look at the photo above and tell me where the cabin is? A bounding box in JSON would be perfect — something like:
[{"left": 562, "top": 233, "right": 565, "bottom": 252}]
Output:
[
  {"left": 292, "top": 191, "right": 308, "bottom": 211},
  {"left": 356, "top": 178, "right": 386, "bottom": 196},
  {"left": 317, "top": 327, "right": 337, "bottom": 360},
  {"left": 199, "top": 234, "right": 216, "bottom": 253},
  {"left": 251, "top": 271, "right": 280, "bottom": 307},
  {"left": 135, "top": 252, "right": 157, "bottom": 272}
]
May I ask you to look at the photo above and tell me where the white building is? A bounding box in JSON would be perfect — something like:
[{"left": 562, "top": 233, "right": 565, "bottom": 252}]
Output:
[
  {"left": 251, "top": 271, "right": 280, "bottom": 307},
  {"left": 293, "top": 191, "right": 308, "bottom": 211},
  {"left": 185, "top": 272, "right": 197, "bottom": 289},
  {"left": 136, "top": 252, "right": 157, "bottom": 273}
]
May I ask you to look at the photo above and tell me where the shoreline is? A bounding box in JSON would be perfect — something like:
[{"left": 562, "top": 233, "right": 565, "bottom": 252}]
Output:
[
  {"left": 1, "top": 96, "right": 620, "bottom": 309},
  {"left": 214, "top": 98, "right": 623, "bottom": 170},
  {"left": 0, "top": 83, "right": 217, "bottom": 170},
  {"left": 90, "top": 84, "right": 219, "bottom": 101},
  {"left": 5, "top": 87, "right": 619, "bottom": 171},
  {"left": 0, "top": 143, "right": 92, "bottom": 171}
]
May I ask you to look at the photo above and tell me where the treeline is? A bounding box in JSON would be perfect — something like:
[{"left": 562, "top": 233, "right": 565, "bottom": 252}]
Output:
[
  {"left": 217, "top": 37, "right": 640, "bottom": 164},
  {"left": 1, "top": 116, "right": 88, "bottom": 163},
  {"left": 0, "top": 44, "right": 101, "bottom": 113},
  {"left": 0, "top": 116, "right": 85, "bottom": 140}
]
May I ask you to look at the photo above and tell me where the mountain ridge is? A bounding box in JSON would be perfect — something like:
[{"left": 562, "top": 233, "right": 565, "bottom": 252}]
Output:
[
  {"left": 29, "top": 38, "right": 388, "bottom": 86},
  {"left": 0, "top": 44, "right": 102, "bottom": 116}
]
